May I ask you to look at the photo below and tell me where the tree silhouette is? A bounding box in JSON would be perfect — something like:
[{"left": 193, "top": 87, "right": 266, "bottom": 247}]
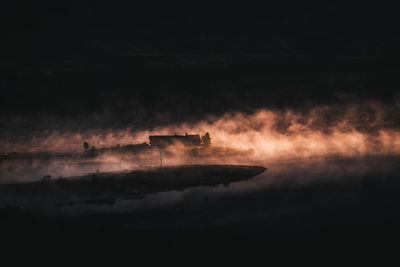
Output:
[
  {"left": 83, "top": 141, "right": 90, "bottom": 151},
  {"left": 202, "top": 132, "right": 211, "bottom": 146}
]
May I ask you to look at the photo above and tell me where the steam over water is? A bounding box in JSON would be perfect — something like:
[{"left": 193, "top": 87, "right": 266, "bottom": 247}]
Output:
[{"left": 1, "top": 101, "right": 400, "bottom": 182}]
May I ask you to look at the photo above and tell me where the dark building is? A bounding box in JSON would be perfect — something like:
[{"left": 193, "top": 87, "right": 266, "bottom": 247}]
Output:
[{"left": 149, "top": 133, "right": 201, "bottom": 148}]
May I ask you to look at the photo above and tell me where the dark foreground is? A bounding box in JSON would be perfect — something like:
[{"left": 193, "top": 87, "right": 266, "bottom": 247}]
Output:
[
  {"left": 0, "top": 165, "right": 266, "bottom": 205},
  {"left": 2, "top": 156, "right": 400, "bottom": 249}
]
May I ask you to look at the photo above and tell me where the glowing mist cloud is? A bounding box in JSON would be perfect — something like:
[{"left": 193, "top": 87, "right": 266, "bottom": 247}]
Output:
[
  {"left": 1, "top": 102, "right": 400, "bottom": 182},
  {"left": 137, "top": 103, "right": 400, "bottom": 160},
  {"left": 1, "top": 102, "right": 400, "bottom": 162}
]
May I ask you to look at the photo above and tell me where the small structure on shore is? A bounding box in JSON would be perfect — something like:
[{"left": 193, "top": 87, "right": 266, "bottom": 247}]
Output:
[{"left": 81, "top": 132, "right": 210, "bottom": 155}]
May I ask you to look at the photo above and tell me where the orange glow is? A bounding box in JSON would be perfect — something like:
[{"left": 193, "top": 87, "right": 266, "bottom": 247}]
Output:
[
  {"left": 2, "top": 102, "right": 400, "bottom": 181},
  {"left": 1, "top": 103, "right": 400, "bottom": 163}
]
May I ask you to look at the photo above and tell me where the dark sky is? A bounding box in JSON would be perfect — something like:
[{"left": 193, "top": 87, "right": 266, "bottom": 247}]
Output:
[{"left": 1, "top": 1, "right": 400, "bottom": 133}]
